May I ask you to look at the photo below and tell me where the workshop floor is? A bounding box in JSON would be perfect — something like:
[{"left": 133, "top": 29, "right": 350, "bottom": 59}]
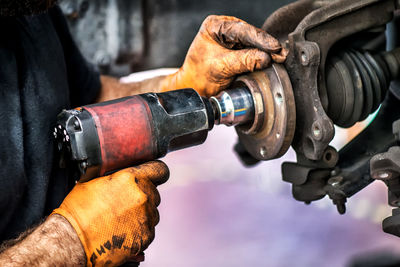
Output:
[{"left": 141, "top": 126, "right": 400, "bottom": 267}]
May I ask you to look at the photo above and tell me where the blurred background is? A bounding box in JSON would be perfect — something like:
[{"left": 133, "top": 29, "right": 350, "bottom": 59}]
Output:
[
  {"left": 58, "top": 0, "right": 400, "bottom": 266},
  {"left": 147, "top": 122, "right": 400, "bottom": 267},
  {"left": 58, "top": 0, "right": 293, "bottom": 76}
]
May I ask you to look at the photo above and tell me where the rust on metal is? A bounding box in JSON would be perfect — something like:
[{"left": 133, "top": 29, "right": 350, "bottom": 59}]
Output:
[{"left": 234, "top": 64, "right": 296, "bottom": 160}]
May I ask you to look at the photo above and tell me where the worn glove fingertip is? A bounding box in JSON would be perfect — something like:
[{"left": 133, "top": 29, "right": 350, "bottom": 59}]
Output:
[
  {"left": 252, "top": 49, "right": 272, "bottom": 70},
  {"left": 271, "top": 47, "right": 289, "bottom": 63},
  {"left": 143, "top": 160, "right": 170, "bottom": 186}
]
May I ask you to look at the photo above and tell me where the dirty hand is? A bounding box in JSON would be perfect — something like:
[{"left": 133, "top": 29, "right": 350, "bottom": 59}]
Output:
[
  {"left": 160, "top": 15, "right": 287, "bottom": 97},
  {"left": 52, "top": 161, "right": 169, "bottom": 267}
]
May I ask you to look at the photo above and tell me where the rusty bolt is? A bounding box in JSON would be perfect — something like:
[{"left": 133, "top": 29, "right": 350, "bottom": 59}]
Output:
[
  {"left": 372, "top": 170, "right": 392, "bottom": 180},
  {"left": 330, "top": 169, "right": 338, "bottom": 177},
  {"left": 260, "top": 146, "right": 268, "bottom": 157},
  {"left": 301, "top": 51, "right": 309, "bottom": 66},
  {"left": 328, "top": 176, "right": 343, "bottom": 187},
  {"left": 311, "top": 121, "right": 322, "bottom": 141}
]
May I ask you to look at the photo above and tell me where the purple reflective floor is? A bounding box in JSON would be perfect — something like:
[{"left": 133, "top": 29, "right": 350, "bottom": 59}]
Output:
[{"left": 142, "top": 127, "right": 400, "bottom": 267}]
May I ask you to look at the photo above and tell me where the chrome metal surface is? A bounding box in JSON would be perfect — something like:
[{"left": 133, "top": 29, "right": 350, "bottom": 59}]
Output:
[{"left": 210, "top": 87, "right": 255, "bottom": 127}]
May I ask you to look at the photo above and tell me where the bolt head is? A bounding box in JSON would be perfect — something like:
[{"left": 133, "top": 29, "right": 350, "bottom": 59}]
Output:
[
  {"left": 74, "top": 120, "right": 81, "bottom": 130},
  {"left": 301, "top": 52, "right": 309, "bottom": 65},
  {"left": 311, "top": 122, "right": 323, "bottom": 141},
  {"left": 260, "top": 146, "right": 268, "bottom": 157},
  {"left": 313, "top": 128, "right": 321, "bottom": 138},
  {"left": 391, "top": 200, "right": 400, "bottom": 207},
  {"left": 373, "top": 171, "right": 392, "bottom": 180},
  {"left": 328, "top": 176, "right": 343, "bottom": 187}
]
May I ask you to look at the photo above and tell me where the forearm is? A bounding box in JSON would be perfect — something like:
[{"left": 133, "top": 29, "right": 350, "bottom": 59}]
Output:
[
  {"left": 97, "top": 75, "right": 170, "bottom": 102},
  {"left": 0, "top": 215, "right": 85, "bottom": 266}
]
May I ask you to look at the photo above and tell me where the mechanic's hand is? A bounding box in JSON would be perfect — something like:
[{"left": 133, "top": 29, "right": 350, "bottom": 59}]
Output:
[
  {"left": 160, "top": 15, "right": 287, "bottom": 97},
  {"left": 52, "top": 161, "right": 169, "bottom": 267}
]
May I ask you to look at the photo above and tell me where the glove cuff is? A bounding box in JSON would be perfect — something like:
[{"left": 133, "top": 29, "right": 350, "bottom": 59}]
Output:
[
  {"left": 160, "top": 71, "right": 179, "bottom": 92},
  {"left": 51, "top": 209, "right": 92, "bottom": 266}
]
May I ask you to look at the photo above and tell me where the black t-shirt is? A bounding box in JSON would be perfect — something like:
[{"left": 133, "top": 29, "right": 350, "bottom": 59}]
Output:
[{"left": 0, "top": 6, "right": 101, "bottom": 241}]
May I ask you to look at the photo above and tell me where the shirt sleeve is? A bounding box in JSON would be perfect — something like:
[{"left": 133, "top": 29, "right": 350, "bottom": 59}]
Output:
[{"left": 48, "top": 5, "right": 101, "bottom": 107}]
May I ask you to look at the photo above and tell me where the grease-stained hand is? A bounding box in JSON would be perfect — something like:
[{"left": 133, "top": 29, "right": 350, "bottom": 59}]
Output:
[
  {"left": 160, "top": 15, "right": 288, "bottom": 97},
  {"left": 52, "top": 161, "right": 169, "bottom": 267}
]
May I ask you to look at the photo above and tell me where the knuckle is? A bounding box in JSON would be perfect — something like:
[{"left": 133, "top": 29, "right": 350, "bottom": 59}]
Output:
[
  {"left": 142, "top": 193, "right": 149, "bottom": 204},
  {"left": 202, "top": 15, "right": 215, "bottom": 28},
  {"left": 142, "top": 227, "right": 155, "bottom": 249},
  {"left": 202, "top": 15, "right": 232, "bottom": 31},
  {"left": 152, "top": 161, "right": 167, "bottom": 173},
  {"left": 111, "top": 168, "right": 135, "bottom": 180},
  {"left": 136, "top": 191, "right": 149, "bottom": 206},
  {"left": 154, "top": 190, "right": 161, "bottom": 206},
  {"left": 156, "top": 160, "right": 168, "bottom": 170},
  {"left": 204, "top": 15, "right": 218, "bottom": 22},
  {"left": 202, "top": 15, "right": 219, "bottom": 33},
  {"left": 154, "top": 209, "right": 160, "bottom": 226},
  {"left": 148, "top": 227, "right": 156, "bottom": 242}
]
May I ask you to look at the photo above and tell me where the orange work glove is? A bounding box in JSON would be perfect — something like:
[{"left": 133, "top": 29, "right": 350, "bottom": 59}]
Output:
[
  {"left": 52, "top": 161, "right": 169, "bottom": 267},
  {"left": 160, "top": 15, "right": 287, "bottom": 97}
]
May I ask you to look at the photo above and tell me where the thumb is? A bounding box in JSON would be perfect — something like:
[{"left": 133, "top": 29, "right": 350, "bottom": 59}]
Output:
[
  {"left": 224, "top": 48, "right": 272, "bottom": 74},
  {"left": 132, "top": 160, "right": 170, "bottom": 186}
]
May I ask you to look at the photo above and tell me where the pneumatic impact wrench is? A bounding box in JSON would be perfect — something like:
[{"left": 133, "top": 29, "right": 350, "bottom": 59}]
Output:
[
  {"left": 55, "top": 87, "right": 254, "bottom": 181},
  {"left": 54, "top": 64, "right": 295, "bottom": 182}
]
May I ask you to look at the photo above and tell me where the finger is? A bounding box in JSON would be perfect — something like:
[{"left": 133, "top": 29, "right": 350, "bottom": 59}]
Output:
[
  {"left": 271, "top": 47, "right": 289, "bottom": 63},
  {"left": 135, "top": 177, "right": 161, "bottom": 207},
  {"left": 151, "top": 207, "right": 160, "bottom": 227},
  {"left": 126, "top": 253, "right": 145, "bottom": 263},
  {"left": 131, "top": 160, "right": 170, "bottom": 186},
  {"left": 224, "top": 48, "right": 272, "bottom": 74},
  {"left": 144, "top": 203, "right": 160, "bottom": 228},
  {"left": 204, "top": 15, "right": 281, "bottom": 53},
  {"left": 137, "top": 225, "right": 155, "bottom": 253}
]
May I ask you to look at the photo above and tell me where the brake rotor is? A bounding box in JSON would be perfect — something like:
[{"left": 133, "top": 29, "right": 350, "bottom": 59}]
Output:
[{"left": 233, "top": 64, "right": 296, "bottom": 160}]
